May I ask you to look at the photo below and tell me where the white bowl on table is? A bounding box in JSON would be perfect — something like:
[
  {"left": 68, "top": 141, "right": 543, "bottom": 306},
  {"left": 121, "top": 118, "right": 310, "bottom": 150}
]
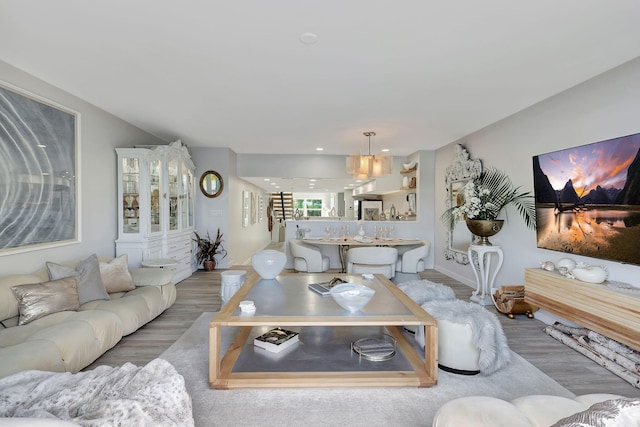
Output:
[{"left": 329, "top": 283, "right": 376, "bottom": 312}]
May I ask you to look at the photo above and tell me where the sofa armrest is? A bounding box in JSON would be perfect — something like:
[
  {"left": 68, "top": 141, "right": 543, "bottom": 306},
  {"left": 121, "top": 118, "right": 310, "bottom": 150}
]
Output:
[{"left": 129, "top": 268, "right": 173, "bottom": 287}]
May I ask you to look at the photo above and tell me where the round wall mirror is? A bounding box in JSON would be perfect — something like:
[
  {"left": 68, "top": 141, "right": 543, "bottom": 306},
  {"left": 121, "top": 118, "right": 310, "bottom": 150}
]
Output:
[{"left": 200, "top": 170, "right": 224, "bottom": 198}]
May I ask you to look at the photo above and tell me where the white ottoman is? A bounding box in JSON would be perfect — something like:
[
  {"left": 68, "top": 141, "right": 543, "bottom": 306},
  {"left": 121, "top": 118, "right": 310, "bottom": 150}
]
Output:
[
  {"left": 511, "top": 395, "right": 588, "bottom": 427},
  {"left": 432, "top": 396, "right": 534, "bottom": 427}
]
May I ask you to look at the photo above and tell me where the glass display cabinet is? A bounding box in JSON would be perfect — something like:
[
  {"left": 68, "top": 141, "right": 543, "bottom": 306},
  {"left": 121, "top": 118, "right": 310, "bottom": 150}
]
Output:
[{"left": 116, "top": 140, "right": 196, "bottom": 282}]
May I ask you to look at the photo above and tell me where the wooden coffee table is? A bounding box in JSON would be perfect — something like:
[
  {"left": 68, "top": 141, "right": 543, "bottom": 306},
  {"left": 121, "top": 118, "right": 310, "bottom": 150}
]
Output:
[{"left": 209, "top": 272, "right": 438, "bottom": 389}]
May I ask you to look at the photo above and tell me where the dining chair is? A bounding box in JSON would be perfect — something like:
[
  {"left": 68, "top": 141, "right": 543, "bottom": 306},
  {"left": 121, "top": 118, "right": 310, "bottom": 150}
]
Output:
[
  {"left": 396, "top": 241, "right": 431, "bottom": 274},
  {"left": 346, "top": 247, "right": 398, "bottom": 279},
  {"left": 288, "top": 240, "right": 330, "bottom": 273}
]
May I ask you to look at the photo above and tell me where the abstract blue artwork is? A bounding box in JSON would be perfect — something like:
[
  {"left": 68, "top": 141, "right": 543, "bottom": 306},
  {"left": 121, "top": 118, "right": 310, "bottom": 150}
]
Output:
[{"left": 0, "top": 82, "right": 79, "bottom": 253}]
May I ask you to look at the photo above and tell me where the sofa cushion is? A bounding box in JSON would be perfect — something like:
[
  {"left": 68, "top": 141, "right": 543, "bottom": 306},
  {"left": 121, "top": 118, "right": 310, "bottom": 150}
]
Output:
[
  {"left": 10, "top": 277, "right": 80, "bottom": 325},
  {"left": 99, "top": 255, "right": 135, "bottom": 293},
  {"left": 26, "top": 314, "right": 121, "bottom": 373},
  {"left": 47, "top": 254, "right": 109, "bottom": 304},
  {"left": 81, "top": 295, "right": 151, "bottom": 336},
  {"left": 0, "top": 340, "right": 66, "bottom": 379}
]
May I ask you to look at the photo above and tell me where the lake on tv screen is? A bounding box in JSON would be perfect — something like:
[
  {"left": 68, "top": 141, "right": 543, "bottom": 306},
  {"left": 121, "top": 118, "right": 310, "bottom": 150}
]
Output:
[{"left": 535, "top": 206, "right": 640, "bottom": 264}]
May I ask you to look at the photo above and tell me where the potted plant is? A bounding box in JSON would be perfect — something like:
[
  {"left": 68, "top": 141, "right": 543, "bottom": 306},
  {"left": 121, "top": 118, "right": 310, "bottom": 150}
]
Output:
[
  {"left": 193, "top": 228, "right": 227, "bottom": 271},
  {"left": 441, "top": 167, "right": 536, "bottom": 245}
]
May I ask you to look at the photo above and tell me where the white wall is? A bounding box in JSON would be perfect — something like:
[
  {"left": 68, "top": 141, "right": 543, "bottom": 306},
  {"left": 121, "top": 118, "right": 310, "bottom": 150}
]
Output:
[
  {"left": 191, "top": 147, "right": 271, "bottom": 267},
  {"left": 228, "top": 176, "right": 271, "bottom": 265},
  {"left": 0, "top": 60, "right": 165, "bottom": 275},
  {"left": 191, "top": 147, "right": 231, "bottom": 267},
  {"left": 435, "top": 57, "right": 640, "bottom": 288}
]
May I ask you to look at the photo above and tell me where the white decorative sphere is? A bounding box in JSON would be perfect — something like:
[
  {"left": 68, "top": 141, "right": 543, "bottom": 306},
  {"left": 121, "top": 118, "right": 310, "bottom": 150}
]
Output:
[
  {"left": 557, "top": 258, "right": 576, "bottom": 272},
  {"left": 251, "top": 250, "right": 286, "bottom": 279},
  {"left": 540, "top": 261, "right": 555, "bottom": 271}
]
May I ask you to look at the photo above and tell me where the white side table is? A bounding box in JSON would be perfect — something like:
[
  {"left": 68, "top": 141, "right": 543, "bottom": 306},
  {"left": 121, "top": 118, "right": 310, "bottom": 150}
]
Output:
[
  {"left": 141, "top": 258, "right": 178, "bottom": 268},
  {"left": 467, "top": 245, "right": 504, "bottom": 306}
]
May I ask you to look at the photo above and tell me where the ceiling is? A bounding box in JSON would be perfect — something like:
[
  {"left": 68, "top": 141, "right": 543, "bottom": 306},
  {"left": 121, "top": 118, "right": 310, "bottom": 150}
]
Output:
[{"left": 2, "top": 1, "right": 640, "bottom": 193}]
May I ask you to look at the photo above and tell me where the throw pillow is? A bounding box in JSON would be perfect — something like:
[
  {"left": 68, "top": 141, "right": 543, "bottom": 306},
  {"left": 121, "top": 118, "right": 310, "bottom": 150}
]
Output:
[
  {"left": 47, "top": 254, "right": 109, "bottom": 304},
  {"left": 99, "top": 254, "right": 135, "bottom": 293},
  {"left": 553, "top": 397, "right": 640, "bottom": 426},
  {"left": 10, "top": 276, "right": 80, "bottom": 325}
]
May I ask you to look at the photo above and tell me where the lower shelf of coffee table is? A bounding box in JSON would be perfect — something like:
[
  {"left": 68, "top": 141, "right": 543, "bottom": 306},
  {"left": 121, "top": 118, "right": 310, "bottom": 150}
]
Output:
[{"left": 210, "top": 325, "right": 436, "bottom": 389}]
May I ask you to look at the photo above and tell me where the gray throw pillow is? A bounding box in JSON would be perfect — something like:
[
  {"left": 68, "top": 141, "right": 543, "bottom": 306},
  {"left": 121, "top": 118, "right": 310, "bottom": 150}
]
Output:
[
  {"left": 47, "top": 254, "right": 110, "bottom": 304},
  {"left": 11, "top": 276, "right": 81, "bottom": 325},
  {"left": 553, "top": 398, "right": 640, "bottom": 426}
]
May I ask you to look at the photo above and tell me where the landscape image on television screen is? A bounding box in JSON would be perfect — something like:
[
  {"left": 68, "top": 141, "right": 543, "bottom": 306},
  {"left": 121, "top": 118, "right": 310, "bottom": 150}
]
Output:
[{"left": 532, "top": 132, "right": 640, "bottom": 265}]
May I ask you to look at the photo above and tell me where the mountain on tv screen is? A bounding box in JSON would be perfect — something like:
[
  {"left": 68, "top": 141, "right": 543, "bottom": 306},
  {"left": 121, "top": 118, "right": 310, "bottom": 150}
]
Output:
[{"left": 532, "top": 132, "right": 640, "bottom": 265}]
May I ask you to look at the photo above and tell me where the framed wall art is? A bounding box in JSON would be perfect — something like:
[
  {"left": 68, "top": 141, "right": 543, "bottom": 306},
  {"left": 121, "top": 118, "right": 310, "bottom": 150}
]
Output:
[
  {"left": 361, "top": 201, "right": 383, "bottom": 221},
  {"left": 0, "top": 81, "right": 80, "bottom": 254},
  {"left": 242, "top": 191, "right": 249, "bottom": 227}
]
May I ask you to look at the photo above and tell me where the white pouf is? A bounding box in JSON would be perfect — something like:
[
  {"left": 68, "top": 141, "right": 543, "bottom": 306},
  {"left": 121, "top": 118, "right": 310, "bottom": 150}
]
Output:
[
  {"left": 220, "top": 270, "right": 247, "bottom": 304},
  {"left": 432, "top": 396, "right": 534, "bottom": 427},
  {"left": 251, "top": 250, "right": 286, "bottom": 279},
  {"left": 511, "top": 395, "right": 587, "bottom": 426},
  {"left": 438, "top": 319, "right": 481, "bottom": 374}
]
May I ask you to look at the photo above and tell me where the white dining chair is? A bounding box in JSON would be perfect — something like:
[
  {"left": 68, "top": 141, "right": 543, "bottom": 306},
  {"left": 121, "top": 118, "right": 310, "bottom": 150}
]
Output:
[
  {"left": 346, "top": 247, "right": 398, "bottom": 279},
  {"left": 396, "top": 241, "right": 431, "bottom": 273},
  {"left": 289, "top": 240, "right": 330, "bottom": 273}
]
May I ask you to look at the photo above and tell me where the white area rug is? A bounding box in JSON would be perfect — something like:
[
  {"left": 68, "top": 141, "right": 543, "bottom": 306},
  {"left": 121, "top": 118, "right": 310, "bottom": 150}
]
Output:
[{"left": 160, "top": 312, "right": 574, "bottom": 427}]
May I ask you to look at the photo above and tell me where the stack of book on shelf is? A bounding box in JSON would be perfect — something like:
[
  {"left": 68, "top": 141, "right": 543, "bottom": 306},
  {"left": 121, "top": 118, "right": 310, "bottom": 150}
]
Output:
[{"left": 253, "top": 328, "right": 299, "bottom": 353}]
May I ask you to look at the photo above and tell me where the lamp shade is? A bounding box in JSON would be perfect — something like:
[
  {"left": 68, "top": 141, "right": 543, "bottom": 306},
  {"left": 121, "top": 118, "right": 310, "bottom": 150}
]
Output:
[{"left": 346, "top": 132, "right": 392, "bottom": 179}]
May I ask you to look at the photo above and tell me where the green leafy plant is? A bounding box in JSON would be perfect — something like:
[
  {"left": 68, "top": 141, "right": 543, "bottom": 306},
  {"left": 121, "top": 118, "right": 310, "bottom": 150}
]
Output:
[
  {"left": 442, "top": 167, "right": 536, "bottom": 230},
  {"left": 193, "top": 228, "right": 227, "bottom": 266}
]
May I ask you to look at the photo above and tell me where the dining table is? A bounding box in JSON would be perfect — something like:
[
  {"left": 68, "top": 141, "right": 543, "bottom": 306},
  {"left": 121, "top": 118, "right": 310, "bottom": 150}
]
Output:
[{"left": 302, "top": 235, "right": 423, "bottom": 273}]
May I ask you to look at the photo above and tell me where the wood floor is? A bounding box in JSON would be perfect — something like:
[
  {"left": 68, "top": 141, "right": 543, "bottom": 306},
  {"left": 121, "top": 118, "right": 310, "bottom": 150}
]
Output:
[{"left": 86, "top": 268, "right": 640, "bottom": 397}]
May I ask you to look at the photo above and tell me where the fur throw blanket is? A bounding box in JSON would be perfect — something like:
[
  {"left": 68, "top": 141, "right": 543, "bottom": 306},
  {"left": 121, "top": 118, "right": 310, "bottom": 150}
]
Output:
[
  {"left": 422, "top": 299, "right": 511, "bottom": 375},
  {"left": 397, "top": 279, "right": 456, "bottom": 305},
  {"left": 0, "top": 358, "right": 194, "bottom": 427}
]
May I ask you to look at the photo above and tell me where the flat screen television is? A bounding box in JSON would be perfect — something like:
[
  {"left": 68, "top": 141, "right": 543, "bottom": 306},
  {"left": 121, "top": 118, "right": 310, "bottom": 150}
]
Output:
[{"left": 532, "top": 132, "right": 640, "bottom": 265}]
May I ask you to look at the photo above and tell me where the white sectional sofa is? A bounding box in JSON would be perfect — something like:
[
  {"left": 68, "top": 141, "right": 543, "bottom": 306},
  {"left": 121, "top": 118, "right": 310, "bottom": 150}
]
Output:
[{"left": 0, "top": 254, "right": 176, "bottom": 379}]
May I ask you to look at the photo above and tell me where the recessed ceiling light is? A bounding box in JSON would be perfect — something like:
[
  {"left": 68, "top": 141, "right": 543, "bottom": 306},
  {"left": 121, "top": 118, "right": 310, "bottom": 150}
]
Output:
[
  {"left": 299, "top": 32, "right": 319, "bottom": 45},
  {"left": 264, "top": 178, "right": 270, "bottom": 181},
  {"left": 381, "top": 148, "right": 390, "bottom": 152},
  {"left": 310, "top": 179, "right": 317, "bottom": 182},
  {"left": 316, "top": 147, "right": 324, "bottom": 151}
]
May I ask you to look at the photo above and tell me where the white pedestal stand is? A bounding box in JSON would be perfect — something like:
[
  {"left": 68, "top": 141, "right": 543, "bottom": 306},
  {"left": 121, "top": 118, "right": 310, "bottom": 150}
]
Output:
[{"left": 467, "top": 245, "right": 504, "bottom": 306}]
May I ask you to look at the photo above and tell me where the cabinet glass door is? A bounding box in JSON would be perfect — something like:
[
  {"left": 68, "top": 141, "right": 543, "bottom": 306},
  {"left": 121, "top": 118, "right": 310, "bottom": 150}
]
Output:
[
  {"left": 180, "top": 160, "right": 193, "bottom": 229},
  {"left": 168, "top": 157, "right": 178, "bottom": 231},
  {"left": 150, "top": 158, "right": 162, "bottom": 233},
  {"left": 122, "top": 157, "right": 140, "bottom": 234},
  {"left": 187, "top": 168, "right": 194, "bottom": 228}
]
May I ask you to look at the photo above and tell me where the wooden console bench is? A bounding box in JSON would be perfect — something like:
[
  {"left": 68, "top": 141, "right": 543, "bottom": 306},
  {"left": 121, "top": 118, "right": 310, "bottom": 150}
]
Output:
[{"left": 524, "top": 268, "right": 640, "bottom": 351}]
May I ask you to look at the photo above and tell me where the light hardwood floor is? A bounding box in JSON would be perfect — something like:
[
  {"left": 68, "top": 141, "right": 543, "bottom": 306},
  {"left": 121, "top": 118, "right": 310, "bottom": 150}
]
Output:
[{"left": 86, "top": 268, "right": 640, "bottom": 397}]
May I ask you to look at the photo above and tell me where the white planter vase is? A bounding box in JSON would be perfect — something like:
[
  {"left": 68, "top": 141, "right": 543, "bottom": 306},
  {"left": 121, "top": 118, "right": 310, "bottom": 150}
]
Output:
[{"left": 251, "top": 250, "right": 286, "bottom": 279}]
